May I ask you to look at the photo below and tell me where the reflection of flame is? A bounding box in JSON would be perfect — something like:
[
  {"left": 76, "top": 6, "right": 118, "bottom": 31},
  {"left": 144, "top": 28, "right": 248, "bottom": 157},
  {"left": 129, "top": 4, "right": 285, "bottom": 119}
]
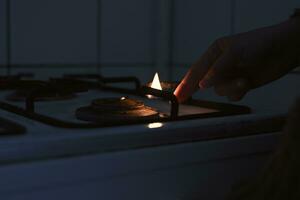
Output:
[{"left": 150, "top": 73, "right": 162, "bottom": 91}]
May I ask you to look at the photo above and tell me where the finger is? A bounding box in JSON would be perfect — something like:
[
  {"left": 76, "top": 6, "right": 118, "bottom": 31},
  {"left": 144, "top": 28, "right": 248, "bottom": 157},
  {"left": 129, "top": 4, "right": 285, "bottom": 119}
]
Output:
[
  {"left": 174, "top": 41, "right": 223, "bottom": 103},
  {"left": 174, "top": 69, "right": 200, "bottom": 103},
  {"left": 199, "top": 48, "right": 238, "bottom": 89},
  {"left": 214, "top": 82, "right": 228, "bottom": 96},
  {"left": 214, "top": 78, "right": 251, "bottom": 101},
  {"left": 199, "top": 67, "right": 215, "bottom": 89},
  {"left": 228, "top": 91, "right": 247, "bottom": 101}
]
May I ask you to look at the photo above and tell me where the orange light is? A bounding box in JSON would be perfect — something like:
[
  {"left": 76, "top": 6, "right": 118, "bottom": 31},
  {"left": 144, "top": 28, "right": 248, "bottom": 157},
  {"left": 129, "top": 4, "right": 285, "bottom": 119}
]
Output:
[{"left": 150, "top": 73, "right": 162, "bottom": 90}]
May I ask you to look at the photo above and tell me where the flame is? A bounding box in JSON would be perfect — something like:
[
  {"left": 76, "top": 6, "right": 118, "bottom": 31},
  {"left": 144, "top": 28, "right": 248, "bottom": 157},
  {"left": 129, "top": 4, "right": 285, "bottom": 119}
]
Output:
[{"left": 150, "top": 73, "right": 162, "bottom": 90}]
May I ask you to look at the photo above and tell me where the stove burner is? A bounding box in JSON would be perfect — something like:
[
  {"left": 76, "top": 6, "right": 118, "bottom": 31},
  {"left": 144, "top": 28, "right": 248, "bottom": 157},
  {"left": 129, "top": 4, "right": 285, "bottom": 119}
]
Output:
[
  {"left": 76, "top": 97, "right": 160, "bottom": 123},
  {"left": 146, "top": 81, "right": 178, "bottom": 92},
  {"left": 91, "top": 97, "right": 144, "bottom": 111}
]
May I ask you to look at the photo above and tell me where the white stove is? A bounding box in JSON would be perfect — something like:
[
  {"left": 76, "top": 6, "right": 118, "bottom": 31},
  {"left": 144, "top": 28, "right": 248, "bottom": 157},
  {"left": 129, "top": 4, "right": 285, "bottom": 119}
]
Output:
[{"left": 0, "top": 73, "right": 298, "bottom": 200}]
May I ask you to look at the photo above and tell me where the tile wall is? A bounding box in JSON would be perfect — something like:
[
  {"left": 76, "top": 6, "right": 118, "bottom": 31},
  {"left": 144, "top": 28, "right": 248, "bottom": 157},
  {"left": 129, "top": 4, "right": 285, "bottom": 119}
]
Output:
[{"left": 0, "top": 0, "right": 298, "bottom": 82}]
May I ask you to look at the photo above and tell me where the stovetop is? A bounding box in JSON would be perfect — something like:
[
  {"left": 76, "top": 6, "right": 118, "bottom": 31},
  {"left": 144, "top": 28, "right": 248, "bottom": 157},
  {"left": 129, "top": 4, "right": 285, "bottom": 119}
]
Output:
[
  {"left": 0, "top": 73, "right": 297, "bottom": 164},
  {"left": 0, "top": 74, "right": 250, "bottom": 129},
  {"left": 0, "top": 116, "right": 26, "bottom": 135}
]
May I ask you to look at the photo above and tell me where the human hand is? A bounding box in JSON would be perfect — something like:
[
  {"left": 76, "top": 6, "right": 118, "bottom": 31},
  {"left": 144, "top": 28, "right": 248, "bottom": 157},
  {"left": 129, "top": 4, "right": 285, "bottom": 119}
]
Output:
[{"left": 174, "top": 19, "right": 300, "bottom": 103}]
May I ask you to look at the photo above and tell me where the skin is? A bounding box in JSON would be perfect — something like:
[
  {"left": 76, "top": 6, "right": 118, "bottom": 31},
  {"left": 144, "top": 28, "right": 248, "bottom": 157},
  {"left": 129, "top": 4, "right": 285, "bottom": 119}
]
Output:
[
  {"left": 174, "top": 18, "right": 300, "bottom": 103},
  {"left": 173, "top": 17, "right": 300, "bottom": 199}
]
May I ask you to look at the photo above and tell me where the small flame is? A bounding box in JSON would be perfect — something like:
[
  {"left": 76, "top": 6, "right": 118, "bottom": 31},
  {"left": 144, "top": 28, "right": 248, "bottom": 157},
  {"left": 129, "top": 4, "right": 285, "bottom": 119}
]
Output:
[{"left": 150, "top": 73, "right": 162, "bottom": 90}]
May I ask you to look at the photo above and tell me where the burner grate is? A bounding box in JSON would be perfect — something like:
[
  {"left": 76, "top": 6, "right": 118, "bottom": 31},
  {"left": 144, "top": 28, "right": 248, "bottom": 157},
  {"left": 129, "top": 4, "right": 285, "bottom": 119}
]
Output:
[{"left": 0, "top": 75, "right": 251, "bottom": 128}]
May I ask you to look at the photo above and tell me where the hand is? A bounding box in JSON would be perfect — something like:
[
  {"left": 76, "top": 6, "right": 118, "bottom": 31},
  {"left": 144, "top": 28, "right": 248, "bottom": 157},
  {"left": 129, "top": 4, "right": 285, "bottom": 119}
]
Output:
[{"left": 174, "top": 19, "right": 300, "bottom": 103}]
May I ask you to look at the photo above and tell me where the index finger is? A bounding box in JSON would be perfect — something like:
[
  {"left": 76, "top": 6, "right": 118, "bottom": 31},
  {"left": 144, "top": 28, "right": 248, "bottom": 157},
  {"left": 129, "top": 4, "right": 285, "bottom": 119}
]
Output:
[{"left": 174, "top": 41, "right": 222, "bottom": 102}]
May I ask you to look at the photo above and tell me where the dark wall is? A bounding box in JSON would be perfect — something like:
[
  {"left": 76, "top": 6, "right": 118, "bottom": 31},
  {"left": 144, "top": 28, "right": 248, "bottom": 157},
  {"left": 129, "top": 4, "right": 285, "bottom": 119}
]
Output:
[
  {"left": 0, "top": 0, "right": 6, "bottom": 66},
  {"left": 0, "top": 0, "right": 298, "bottom": 80}
]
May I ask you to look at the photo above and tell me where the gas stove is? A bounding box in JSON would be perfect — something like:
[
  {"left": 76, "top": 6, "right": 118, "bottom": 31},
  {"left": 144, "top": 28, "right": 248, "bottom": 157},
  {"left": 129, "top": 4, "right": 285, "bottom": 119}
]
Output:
[
  {"left": 0, "top": 73, "right": 287, "bottom": 165},
  {"left": 5, "top": 72, "right": 296, "bottom": 168},
  {"left": 0, "top": 73, "right": 296, "bottom": 200}
]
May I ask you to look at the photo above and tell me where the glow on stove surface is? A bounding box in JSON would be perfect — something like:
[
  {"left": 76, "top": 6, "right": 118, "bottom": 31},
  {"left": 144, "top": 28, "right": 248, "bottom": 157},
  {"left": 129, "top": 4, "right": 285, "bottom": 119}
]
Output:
[{"left": 147, "top": 122, "right": 163, "bottom": 129}]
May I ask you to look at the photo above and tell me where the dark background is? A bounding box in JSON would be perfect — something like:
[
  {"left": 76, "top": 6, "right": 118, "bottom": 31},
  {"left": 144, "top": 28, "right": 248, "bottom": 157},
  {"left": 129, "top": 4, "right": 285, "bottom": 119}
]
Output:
[{"left": 0, "top": 0, "right": 298, "bottom": 82}]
